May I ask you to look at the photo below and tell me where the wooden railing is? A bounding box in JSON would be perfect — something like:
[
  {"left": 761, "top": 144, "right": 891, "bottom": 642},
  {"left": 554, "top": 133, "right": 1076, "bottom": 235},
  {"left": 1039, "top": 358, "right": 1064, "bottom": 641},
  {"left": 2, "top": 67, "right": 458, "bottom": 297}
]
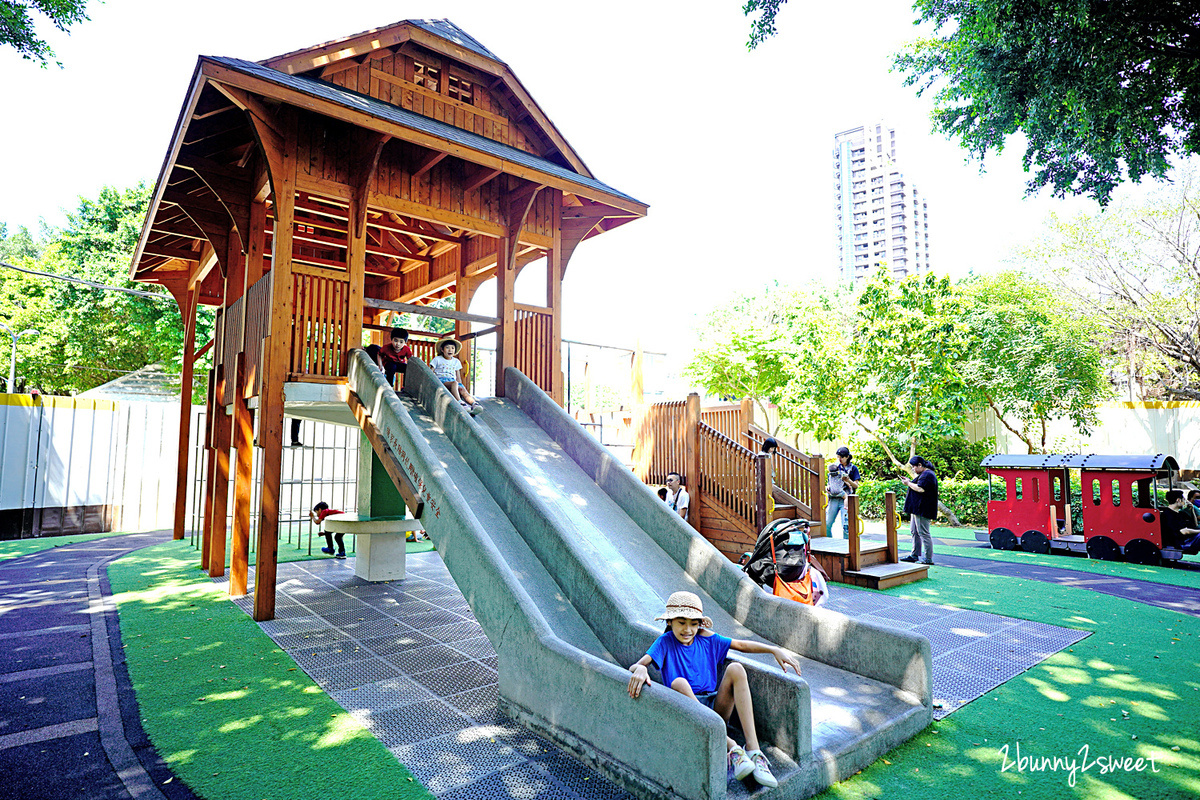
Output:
[
  {"left": 242, "top": 272, "right": 272, "bottom": 398},
  {"left": 699, "top": 425, "right": 766, "bottom": 532},
  {"left": 700, "top": 404, "right": 741, "bottom": 441},
  {"left": 745, "top": 423, "right": 824, "bottom": 519},
  {"left": 633, "top": 400, "right": 687, "bottom": 485},
  {"left": 514, "top": 303, "right": 553, "bottom": 394},
  {"left": 290, "top": 266, "right": 350, "bottom": 381}
]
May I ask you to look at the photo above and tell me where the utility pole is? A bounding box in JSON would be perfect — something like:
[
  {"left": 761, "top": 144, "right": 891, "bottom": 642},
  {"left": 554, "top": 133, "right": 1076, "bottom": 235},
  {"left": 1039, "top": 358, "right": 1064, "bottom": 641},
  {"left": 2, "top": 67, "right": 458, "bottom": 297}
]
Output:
[{"left": 0, "top": 322, "right": 39, "bottom": 392}]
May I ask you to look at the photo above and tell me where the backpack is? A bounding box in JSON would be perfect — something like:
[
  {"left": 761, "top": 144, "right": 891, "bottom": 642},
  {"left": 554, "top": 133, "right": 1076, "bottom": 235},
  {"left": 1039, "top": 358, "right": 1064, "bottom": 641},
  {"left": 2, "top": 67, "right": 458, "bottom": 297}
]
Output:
[{"left": 826, "top": 466, "right": 846, "bottom": 499}]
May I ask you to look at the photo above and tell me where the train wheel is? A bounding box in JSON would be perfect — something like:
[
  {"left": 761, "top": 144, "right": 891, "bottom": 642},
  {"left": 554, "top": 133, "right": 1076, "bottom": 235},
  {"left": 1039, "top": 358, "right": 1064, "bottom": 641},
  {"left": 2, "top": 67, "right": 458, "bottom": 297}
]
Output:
[
  {"left": 1021, "top": 530, "right": 1051, "bottom": 555},
  {"left": 990, "top": 527, "right": 1018, "bottom": 550},
  {"left": 1087, "top": 536, "right": 1122, "bottom": 562},
  {"left": 1123, "top": 539, "right": 1162, "bottom": 566}
]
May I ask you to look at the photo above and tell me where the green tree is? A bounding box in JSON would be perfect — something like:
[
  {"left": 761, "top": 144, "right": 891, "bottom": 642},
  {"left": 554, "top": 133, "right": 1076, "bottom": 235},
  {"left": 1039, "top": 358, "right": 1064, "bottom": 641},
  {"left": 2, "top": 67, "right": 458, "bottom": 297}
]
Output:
[
  {"left": 1025, "top": 173, "right": 1200, "bottom": 398},
  {"left": 850, "top": 273, "right": 972, "bottom": 467},
  {"left": 893, "top": 0, "right": 1200, "bottom": 205},
  {"left": 684, "top": 287, "right": 793, "bottom": 433},
  {"left": 742, "top": 0, "right": 789, "bottom": 49},
  {"left": 958, "top": 271, "right": 1110, "bottom": 452},
  {"left": 0, "top": 184, "right": 212, "bottom": 396},
  {"left": 0, "top": 222, "right": 42, "bottom": 264},
  {"left": 1, "top": 0, "right": 90, "bottom": 66}
]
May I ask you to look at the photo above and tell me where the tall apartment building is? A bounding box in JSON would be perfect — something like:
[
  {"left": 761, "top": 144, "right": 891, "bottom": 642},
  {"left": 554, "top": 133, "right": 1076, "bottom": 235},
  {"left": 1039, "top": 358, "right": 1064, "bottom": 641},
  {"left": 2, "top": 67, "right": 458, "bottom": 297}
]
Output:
[{"left": 833, "top": 122, "right": 930, "bottom": 284}]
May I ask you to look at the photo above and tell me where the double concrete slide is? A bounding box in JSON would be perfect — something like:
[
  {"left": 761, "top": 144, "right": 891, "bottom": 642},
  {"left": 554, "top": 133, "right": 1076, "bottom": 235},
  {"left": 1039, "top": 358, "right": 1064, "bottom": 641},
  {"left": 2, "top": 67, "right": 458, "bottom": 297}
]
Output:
[{"left": 340, "top": 350, "right": 930, "bottom": 800}]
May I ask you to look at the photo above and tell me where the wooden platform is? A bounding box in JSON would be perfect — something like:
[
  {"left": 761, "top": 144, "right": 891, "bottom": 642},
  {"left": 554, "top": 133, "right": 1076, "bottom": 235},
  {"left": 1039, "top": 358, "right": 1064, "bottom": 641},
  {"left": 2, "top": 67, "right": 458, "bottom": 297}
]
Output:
[{"left": 810, "top": 537, "right": 928, "bottom": 589}]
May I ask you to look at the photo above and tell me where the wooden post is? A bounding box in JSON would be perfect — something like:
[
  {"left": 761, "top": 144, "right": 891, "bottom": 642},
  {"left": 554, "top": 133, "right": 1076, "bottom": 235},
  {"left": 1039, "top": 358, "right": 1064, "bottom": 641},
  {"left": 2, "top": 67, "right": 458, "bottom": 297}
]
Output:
[
  {"left": 208, "top": 364, "right": 231, "bottom": 578},
  {"left": 753, "top": 453, "right": 769, "bottom": 534},
  {"left": 740, "top": 397, "right": 754, "bottom": 439},
  {"left": 199, "top": 369, "right": 216, "bottom": 571},
  {"left": 172, "top": 288, "right": 197, "bottom": 540},
  {"left": 548, "top": 189, "right": 564, "bottom": 404},
  {"left": 811, "top": 454, "right": 827, "bottom": 536},
  {"left": 1064, "top": 503, "right": 1073, "bottom": 536},
  {"left": 847, "top": 494, "right": 861, "bottom": 572},
  {"left": 684, "top": 393, "right": 701, "bottom": 532},
  {"left": 1049, "top": 503, "right": 1058, "bottom": 541},
  {"left": 229, "top": 353, "right": 255, "bottom": 597},
  {"left": 253, "top": 109, "right": 297, "bottom": 623},
  {"left": 885, "top": 491, "right": 899, "bottom": 563},
  {"left": 631, "top": 342, "right": 644, "bottom": 405},
  {"left": 495, "top": 232, "right": 515, "bottom": 395}
]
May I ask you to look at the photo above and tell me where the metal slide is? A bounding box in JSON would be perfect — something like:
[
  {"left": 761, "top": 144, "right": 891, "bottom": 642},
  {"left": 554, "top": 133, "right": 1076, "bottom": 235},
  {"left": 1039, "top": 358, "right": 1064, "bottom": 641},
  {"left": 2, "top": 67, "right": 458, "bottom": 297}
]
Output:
[{"left": 346, "top": 350, "right": 931, "bottom": 800}]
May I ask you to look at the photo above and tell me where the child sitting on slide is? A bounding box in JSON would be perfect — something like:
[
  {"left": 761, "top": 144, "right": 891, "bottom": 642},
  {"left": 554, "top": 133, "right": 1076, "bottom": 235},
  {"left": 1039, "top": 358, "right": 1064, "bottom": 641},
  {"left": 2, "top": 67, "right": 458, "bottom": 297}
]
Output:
[
  {"left": 430, "top": 337, "right": 482, "bottom": 415},
  {"left": 626, "top": 591, "right": 800, "bottom": 788},
  {"left": 309, "top": 502, "right": 345, "bottom": 559}
]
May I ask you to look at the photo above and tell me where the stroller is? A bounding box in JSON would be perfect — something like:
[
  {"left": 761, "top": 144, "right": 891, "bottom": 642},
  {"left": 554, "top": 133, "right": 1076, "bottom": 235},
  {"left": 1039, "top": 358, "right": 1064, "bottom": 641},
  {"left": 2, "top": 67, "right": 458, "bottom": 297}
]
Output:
[{"left": 741, "top": 518, "right": 829, "bottom": 607}]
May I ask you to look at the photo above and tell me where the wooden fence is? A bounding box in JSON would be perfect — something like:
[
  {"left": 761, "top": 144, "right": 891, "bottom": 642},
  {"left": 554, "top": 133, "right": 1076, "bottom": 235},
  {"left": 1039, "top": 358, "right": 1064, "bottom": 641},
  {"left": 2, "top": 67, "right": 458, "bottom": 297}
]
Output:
[
  {"left": 514, "top": 303, "right": 554, "bottom": 395},
  {"left": 699, "top": 425, "right": 766, "bottom": 532},
  {"left": 242, "top": 272, "right": 272, "bottom": 398},
  {"left": 290, "top": 267, "right": 350, "bottom": 381},
  {"left": 700, "top": 403, "right": 741, "bottom": 442},
  {"left": 633, "top": 399, "right": 687, "bottom": 486}
]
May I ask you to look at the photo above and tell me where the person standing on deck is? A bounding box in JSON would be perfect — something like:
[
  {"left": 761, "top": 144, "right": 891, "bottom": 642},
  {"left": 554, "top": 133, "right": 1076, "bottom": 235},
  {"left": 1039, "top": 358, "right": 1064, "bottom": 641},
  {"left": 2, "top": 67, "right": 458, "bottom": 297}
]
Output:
[
  {"left": 824, "top": 446, "right": 860, "bottom": 539},
  {"left": 899, "top": 456, "right": 937, "bottom": 566}
]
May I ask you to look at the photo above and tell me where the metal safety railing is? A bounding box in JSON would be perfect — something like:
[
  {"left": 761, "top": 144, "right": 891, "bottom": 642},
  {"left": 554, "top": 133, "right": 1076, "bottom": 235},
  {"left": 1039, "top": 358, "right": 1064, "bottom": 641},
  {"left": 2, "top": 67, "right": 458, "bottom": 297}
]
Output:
[{"left": 189, "top": 413, "right": 359, "bottom": 558}]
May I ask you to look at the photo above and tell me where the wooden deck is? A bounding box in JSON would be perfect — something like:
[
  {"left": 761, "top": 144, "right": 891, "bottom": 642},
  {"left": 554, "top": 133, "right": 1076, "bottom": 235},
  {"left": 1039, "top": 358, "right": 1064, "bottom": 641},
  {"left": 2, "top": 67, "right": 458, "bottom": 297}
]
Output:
[{"left": 811, "top": 538, "right": 929, "bottom": 589}]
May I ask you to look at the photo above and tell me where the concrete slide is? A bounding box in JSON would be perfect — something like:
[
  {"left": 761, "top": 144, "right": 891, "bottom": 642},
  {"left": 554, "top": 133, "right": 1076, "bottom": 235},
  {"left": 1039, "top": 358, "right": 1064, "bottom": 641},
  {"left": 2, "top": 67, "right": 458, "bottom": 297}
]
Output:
[{"left": 345, "top": 350, "right": 931, "bottom": 800}]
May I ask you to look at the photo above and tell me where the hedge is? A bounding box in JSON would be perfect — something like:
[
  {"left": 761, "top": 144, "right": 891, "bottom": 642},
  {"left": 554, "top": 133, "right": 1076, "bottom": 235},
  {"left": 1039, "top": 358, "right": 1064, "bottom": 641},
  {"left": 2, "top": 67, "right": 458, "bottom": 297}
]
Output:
[{"left": 856, "top": 478, "right": 990, "bottom": 526}]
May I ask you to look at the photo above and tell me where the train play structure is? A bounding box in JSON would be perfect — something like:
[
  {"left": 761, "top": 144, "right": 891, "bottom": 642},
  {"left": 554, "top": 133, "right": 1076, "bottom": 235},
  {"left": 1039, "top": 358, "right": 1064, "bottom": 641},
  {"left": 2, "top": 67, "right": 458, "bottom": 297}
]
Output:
[{"left": 975, "top": 453, "right": 1195, "bottom": 566}]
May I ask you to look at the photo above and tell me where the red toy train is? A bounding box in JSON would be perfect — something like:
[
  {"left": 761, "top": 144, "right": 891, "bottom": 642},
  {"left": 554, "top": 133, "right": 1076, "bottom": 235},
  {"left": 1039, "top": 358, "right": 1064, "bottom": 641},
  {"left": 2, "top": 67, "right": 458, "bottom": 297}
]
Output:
[{"left": 976, "top": 454, "right": 1185, "bottom": 565}]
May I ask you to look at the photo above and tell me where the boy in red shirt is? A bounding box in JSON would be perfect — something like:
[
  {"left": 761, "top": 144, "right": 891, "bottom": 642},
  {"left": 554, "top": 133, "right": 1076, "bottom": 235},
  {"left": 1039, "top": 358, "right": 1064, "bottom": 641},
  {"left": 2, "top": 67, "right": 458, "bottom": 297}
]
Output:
[
  {"left": 366, "top": 327, "right": 412, "bottom": 389},
  {"left": 309, "top": 501, "right": 346, "bottom": 558}
]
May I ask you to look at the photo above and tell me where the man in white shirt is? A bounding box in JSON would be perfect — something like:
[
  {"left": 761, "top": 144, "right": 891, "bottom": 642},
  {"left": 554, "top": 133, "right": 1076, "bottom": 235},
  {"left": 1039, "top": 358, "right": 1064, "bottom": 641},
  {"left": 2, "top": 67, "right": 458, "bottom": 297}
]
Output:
[{"left": 665, "top": 472, "right": 690, "bottom": 521}]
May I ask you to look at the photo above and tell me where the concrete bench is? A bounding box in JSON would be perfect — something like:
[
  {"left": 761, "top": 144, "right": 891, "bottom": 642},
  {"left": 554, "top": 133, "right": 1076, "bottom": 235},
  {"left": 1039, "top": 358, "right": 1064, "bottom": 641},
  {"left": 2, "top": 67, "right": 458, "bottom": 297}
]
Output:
[{"left": 323, "top": 514, "right": 424, "bottom": 582}]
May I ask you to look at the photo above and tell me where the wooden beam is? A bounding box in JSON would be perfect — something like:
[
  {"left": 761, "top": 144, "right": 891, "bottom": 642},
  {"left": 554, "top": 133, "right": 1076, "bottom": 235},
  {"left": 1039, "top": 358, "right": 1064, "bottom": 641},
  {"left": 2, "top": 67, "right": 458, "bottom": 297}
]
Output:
[
  {"left": 411, "top": 149, "right": 448, "bottom": 179},
  {"left": 371, "top": 212, "right": 463, "bottom": 245},
  {"left": 171, "top": 287, "right": 197, "bottom": 539},
  {"left": 364, "top": 296, "right": 499, "bottom": 325},
  {"left": 150, "top": 220, "right": 207, "bottom": 240},
  {"left": 462, "top": 165, "right": 502, "bottom": 194},
  {"left": 143, "top": 244, "right": 201, "bottom": 262},
  {"left": 350, "top": 132, "right": 391, "bottom": 239},
  {"left": 261, "top": 25, "right": 412, "bottom": 75}
]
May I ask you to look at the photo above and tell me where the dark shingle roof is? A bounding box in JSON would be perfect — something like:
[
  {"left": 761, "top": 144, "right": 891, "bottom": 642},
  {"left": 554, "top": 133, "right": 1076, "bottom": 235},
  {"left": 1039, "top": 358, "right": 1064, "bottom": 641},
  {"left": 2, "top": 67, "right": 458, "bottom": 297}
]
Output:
[
  {"left": 206, "top": 56, "right": 643, "bottom": 206},
  {"left": 407, "top": 19, "right": 501, "bottom": 63}
]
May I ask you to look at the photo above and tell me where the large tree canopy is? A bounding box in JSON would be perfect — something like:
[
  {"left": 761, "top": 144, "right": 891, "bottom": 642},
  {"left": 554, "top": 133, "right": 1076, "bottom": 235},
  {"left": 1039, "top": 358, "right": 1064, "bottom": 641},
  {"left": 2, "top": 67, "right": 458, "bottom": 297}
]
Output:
[
  {"left": 742, "top": 0, "right": 1200, "bottom": 205},
  {"left": 1, "top": 184, "right": 212, "bottom": 397},
  {"left": 1, "top": 0, "right": 90, "bottom": 66},
  {"left": 894, "top": 0, "right": 1200, "bottom": 205}
]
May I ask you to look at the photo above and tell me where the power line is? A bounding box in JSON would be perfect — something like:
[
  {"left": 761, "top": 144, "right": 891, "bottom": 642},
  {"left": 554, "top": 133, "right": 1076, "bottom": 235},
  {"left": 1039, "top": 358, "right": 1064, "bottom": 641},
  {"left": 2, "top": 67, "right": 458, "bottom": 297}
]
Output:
[{"left": 0, "top": 260, "right": 175, "bottom": 302}]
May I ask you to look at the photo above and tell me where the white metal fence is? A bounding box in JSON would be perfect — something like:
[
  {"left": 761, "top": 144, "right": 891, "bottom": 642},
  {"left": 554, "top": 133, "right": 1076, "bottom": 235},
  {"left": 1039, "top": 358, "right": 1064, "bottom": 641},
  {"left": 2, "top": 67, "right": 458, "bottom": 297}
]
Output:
[{"left": 0, "top": 392, "right": 359, "bottom": 542}]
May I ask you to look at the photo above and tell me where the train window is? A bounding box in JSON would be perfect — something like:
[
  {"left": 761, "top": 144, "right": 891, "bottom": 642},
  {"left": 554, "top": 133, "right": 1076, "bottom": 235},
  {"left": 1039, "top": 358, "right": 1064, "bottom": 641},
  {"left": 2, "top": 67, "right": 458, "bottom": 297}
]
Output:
[
  {"left": 1053, "top": 475, "right": 1062, "bottom": 501},
  {"left": 1111, "top": 479, "right": 1121, "bottom": 506},
  {"left": 1133, "top": 478, "right": 1153, "bottom": 508},
  {"left": 994, "top": 476, "right": 1007, "bottom": 501},
  {"left": 1015, "top": 478, "right": 1023, "bottom": 500},
  {"left": 1092, "top": 479, "right": 1101, "bottom": 506}
]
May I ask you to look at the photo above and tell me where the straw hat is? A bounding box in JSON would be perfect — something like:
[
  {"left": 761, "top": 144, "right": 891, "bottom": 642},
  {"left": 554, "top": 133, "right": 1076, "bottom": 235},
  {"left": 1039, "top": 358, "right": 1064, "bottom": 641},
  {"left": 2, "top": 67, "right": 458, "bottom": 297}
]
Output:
[
  {"left": 654, "top": 591, "right": 713, "bottom": 630},
  {"left": 436, "top": 336, "right": 462, "bottom": 355}
]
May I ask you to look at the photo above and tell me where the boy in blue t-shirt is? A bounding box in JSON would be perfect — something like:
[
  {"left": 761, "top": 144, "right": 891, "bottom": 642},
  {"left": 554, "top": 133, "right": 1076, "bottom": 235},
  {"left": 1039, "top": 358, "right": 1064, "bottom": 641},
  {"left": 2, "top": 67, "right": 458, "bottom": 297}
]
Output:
[{"left": 627, "top": 591, "right": 801, "bottom": 788}]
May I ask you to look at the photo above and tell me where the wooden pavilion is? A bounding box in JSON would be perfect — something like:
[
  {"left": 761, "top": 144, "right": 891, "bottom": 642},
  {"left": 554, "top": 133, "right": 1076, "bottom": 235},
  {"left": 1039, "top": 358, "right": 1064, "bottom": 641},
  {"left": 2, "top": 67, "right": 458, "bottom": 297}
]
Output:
[{"left": 130, "top": 19, "right": 647, "bottom": 620}]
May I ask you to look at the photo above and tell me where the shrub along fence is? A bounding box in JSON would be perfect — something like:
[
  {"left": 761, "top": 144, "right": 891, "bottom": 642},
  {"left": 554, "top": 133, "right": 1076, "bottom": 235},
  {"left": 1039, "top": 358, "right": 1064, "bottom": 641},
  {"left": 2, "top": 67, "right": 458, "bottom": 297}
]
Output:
[{"left": 857, "top": 478, "right": 989, "bottom": 527}]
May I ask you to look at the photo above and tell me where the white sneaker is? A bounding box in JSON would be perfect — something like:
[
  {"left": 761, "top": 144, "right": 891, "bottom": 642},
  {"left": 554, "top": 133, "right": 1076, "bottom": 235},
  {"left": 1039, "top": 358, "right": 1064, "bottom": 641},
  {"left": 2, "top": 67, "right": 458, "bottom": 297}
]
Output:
[
  {"left": 728, "top": 746, "right": 754, "bottom": 780},
  {"left": 469, "top": 404, "right": 483, "bottom": 416},
  {"left": 747, "top": 749, "right": 777, "bottom": 788}
]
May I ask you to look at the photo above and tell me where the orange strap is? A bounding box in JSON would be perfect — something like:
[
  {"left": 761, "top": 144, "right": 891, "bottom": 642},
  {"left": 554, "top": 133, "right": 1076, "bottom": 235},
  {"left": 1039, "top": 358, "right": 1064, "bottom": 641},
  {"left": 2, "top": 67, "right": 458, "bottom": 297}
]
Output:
[{"left": 774, "top": 572, "right": 816, "bottom": 604}]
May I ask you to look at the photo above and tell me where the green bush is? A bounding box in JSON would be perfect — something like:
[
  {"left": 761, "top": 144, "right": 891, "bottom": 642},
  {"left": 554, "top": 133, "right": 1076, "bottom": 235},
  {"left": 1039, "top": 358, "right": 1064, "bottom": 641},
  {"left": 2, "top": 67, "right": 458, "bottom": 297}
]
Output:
[
  {"left": 850, "top": 436, "right": 995, "bottom": 481},
  {"left": 857, "top": 477, "right": 990, "bottom": 526}
]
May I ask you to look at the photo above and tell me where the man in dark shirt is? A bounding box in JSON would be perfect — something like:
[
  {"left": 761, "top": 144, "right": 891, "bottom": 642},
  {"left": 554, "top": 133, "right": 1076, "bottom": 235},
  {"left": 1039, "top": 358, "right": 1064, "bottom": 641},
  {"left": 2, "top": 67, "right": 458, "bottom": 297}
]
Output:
[
  {"left": 1160, "top": 490, "right": 1200, "bottom": 551},
  {"left": 899, "top": 456, "right": 938, "bottom": 565}
]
